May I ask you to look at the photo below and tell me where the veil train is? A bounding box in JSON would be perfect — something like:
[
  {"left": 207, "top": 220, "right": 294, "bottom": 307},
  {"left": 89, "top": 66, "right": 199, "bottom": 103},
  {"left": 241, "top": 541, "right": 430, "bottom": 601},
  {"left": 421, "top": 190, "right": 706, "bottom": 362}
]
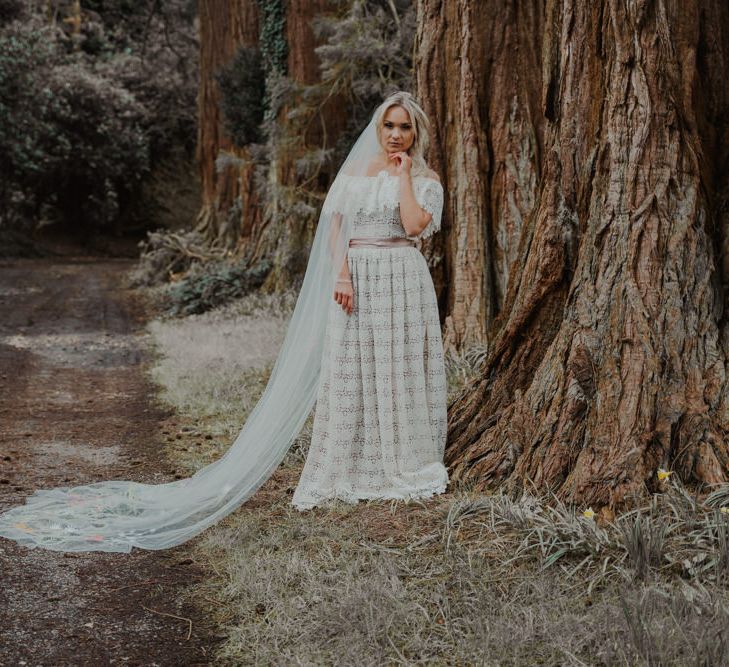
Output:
[{"left": 0, "top": 112, "right": 384, "bottom": 553}]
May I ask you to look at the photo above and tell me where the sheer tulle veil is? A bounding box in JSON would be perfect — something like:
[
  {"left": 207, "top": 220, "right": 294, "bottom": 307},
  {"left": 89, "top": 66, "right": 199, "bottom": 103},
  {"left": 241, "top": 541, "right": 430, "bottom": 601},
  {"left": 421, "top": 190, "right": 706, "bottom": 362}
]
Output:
[{"left": 0, "top": 95, "right": 425, "bottom": 553}]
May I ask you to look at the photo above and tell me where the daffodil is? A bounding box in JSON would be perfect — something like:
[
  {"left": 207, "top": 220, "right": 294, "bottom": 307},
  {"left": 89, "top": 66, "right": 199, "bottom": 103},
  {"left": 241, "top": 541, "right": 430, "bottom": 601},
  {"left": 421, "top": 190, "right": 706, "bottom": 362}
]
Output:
[
  {"left": 657, "top": 468, "right": 672, "bottom": 481},
  {"left": 583, "top": 507, "right": 595, "bottom": 519}
]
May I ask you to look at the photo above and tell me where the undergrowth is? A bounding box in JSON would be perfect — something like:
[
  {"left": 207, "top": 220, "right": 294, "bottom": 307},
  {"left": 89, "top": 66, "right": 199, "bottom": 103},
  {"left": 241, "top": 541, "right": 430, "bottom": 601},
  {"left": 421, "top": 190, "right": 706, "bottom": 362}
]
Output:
[
  {"left": 146, "top": 291, "right": 729, "bottom": 666},
  {"left": 166, "top": 258, "right": 273, "bottom": 316}
]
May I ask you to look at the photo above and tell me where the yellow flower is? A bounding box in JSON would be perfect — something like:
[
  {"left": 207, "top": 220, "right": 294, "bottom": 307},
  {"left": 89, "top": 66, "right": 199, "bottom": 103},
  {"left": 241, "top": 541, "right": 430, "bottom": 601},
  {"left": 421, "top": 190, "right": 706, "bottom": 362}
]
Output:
[
  {"left": 657, "top": 468, "right": 672, "bottom": 481},
  {"left": 583, "top": 507, "right": 595, "bottom": 519}
]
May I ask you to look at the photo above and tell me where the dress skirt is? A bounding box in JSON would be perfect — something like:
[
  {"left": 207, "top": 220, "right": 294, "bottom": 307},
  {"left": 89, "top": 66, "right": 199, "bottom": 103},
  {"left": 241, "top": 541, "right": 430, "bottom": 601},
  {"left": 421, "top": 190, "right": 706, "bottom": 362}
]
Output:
[{"left": 292, "top": 245, "right": 448, "bottom": 509}]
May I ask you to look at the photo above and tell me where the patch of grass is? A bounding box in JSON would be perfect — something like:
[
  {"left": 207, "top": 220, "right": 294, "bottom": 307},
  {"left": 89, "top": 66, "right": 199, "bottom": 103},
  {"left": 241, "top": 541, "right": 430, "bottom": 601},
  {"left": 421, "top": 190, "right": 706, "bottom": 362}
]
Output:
[
  {"left": 146, "top": 289, "right": 296, "bottom": 470},
  {"left": 147, "top": 290, "right": 729, "bottom": 665},
  {"left": 184, "top": 478, "right": 729, "bottom": 666},
  {"left": 444, "top": 342, "right": 489, "bottom": 403}
]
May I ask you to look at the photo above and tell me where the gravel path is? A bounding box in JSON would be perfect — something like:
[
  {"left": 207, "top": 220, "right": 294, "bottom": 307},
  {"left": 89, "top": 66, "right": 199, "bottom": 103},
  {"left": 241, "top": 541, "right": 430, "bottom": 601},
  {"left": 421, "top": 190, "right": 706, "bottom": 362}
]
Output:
[{"left": 0, "top": 256, "right": 220, "bottom": 666}]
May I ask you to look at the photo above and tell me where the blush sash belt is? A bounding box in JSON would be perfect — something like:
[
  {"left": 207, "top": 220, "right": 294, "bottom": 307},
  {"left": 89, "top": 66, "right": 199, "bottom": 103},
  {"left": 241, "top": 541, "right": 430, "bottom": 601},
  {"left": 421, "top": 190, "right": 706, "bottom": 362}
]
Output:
[{"left": 348, "top": 236, "right": 416, "bottom": 248}]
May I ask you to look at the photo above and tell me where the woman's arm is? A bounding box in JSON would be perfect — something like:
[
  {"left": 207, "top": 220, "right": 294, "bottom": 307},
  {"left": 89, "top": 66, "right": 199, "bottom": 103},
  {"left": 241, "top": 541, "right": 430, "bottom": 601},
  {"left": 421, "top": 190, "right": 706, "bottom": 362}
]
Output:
[
  {"left": 328, "top": 211, "right": 351, "bottom": 280},
  {"left": 328, "top": 210, "right": 354, "bottom": 315},
  {"left": 399, "top": 169, "right": 440, "bottom": 237}
]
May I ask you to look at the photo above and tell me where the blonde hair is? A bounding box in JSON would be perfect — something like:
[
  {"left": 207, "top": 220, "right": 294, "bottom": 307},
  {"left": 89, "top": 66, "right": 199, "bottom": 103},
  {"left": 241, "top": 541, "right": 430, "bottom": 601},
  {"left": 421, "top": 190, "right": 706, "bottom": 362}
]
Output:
[{"left": 373, "top": 91, "right": 431, "bottom": 176}]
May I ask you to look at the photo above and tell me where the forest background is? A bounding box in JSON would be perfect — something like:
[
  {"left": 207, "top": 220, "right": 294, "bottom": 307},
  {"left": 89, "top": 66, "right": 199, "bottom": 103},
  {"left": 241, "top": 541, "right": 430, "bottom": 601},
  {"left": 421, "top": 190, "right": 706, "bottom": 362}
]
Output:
[{"left": 2, "top": 0, "right": 729, "bottom": 663}]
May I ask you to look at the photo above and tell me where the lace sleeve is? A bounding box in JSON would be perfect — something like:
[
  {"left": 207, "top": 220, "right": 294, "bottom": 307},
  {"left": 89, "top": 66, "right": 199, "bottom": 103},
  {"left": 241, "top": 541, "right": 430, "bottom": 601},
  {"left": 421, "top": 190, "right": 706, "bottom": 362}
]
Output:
[
  {"left": 411, "top": 177, "right": 444, "bottom": 240},
  {"left": 321, "top": 174, "right": 351, "bottom": 217}
]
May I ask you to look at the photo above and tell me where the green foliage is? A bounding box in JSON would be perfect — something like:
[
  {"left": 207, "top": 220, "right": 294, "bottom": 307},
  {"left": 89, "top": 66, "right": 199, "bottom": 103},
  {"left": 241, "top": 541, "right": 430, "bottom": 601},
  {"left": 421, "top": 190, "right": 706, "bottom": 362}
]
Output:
[
  {"left": 0, "top": 3, "right": 198, "bottom": 234},
  {"left": 256, "top": 0, "right": 288, "bottom": 128},
  {"left": 0, "top": 22, "right": 149, "bottom": 230},
  {"left": 41, "top": 63, "right": 151, "bottom": 228},
  {"left": 257, "top": 0, "right": 287, "bottom": 76},
  {"left": 0, "top": 21, "right": 65, "bottom": 227},
  {"left": 216, "top": 46, "right": 266, "bottom": 147},
  {"left": 167, "top": 259, "right": 273, "bottom": 316}
]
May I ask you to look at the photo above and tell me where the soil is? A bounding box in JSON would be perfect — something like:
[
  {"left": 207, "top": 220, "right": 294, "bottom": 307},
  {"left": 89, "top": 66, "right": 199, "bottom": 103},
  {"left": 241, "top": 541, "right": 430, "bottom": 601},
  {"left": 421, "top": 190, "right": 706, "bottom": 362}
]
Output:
[{"left": 0, "top": 243, "right": 222, "bottom": 665}]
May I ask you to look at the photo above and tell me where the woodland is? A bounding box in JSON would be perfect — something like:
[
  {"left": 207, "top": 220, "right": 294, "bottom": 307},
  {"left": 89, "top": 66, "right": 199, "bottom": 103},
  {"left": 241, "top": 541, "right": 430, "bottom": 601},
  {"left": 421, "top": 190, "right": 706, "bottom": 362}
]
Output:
[
  {"left": 2, "top": 1, "right": 729, "bottom": 662},
  {"left": 1, "top": 0, "right": 728, "bottom": 511},
  {"left": 163, "top": 0, "right": 728, "bottom": 513}
]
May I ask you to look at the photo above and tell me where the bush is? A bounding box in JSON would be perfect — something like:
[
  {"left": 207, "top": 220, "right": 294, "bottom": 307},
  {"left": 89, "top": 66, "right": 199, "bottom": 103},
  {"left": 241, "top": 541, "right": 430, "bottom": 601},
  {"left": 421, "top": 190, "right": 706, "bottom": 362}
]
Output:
[
  {"left": 0, "top": 20, "right": 66, "bottom": 228},
  {"left": 39, "top": 62, "right": 150, "bottom": 229},
  {"left": 0, "top": 3, "right": 198, "bottom": 237},
  {"left": 167, "top": 258, "right": 273, "bottom": 316},
  {"left": 216, "top": 45, "right": 266, "bottom": 147}
]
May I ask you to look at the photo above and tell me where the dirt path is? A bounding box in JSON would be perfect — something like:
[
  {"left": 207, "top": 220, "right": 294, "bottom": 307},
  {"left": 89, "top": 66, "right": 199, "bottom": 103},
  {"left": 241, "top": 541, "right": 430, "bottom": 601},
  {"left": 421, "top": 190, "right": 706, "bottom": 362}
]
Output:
[{"left": 0, "top": 256, "right": 220, "bottom": 666}]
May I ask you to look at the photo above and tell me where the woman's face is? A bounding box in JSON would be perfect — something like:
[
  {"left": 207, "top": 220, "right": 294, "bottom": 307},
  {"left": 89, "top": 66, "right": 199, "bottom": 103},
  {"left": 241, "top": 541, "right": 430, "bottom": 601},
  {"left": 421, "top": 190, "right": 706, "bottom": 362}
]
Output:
[{"left": 380, "top": 105, "right": 415, "bottom": 154}]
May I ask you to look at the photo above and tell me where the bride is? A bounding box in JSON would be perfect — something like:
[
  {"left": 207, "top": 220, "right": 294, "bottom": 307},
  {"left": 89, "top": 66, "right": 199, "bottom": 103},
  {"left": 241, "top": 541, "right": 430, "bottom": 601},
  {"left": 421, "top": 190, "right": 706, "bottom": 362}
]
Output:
[{"left": 0, "top": 91, "right": 448, "bottom": 553}]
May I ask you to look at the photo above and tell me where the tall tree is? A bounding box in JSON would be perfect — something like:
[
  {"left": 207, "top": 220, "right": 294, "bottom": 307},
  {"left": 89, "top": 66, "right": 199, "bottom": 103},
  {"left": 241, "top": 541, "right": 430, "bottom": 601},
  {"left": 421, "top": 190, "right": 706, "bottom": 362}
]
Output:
[
  {"left": 261, "top": 0, "right": 344, "bottom": 290},
  {"left": 415, "top": 1, "right": 544, "bottom": 352},
  {"left": 195, "top": 0, "right": 261, "bottom": 249},
  {"left": 195, "top": 0, "right": 342, "bottom": 288},
  {"left": 416, "top": 0, "right": 729, "bottom": 508}
]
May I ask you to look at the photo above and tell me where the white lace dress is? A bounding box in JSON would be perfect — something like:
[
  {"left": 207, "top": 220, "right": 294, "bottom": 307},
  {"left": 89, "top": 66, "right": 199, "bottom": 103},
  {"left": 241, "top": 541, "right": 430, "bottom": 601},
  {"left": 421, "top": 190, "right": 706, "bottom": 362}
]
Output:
[{"left": 292, "top": 169, "right": 449, "bottom": 509}]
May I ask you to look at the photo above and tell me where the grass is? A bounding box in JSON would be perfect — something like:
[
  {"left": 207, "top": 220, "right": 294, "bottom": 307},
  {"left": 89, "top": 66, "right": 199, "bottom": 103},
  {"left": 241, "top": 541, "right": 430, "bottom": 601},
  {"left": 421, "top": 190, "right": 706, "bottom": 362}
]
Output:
[{"left": 146, "top": 290, "right": 729, "bottom": 666}]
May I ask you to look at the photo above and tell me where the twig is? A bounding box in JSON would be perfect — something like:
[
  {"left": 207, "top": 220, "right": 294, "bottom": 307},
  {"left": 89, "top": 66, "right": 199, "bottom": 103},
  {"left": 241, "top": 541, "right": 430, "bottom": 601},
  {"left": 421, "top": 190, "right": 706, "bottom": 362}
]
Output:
[{"left": 141, "top": 605, "right": 193, "bottom": 640}]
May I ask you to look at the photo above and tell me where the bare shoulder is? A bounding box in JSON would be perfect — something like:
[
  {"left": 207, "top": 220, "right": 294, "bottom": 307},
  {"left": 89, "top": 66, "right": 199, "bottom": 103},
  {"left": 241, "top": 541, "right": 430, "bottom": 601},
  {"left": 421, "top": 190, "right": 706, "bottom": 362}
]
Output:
[{"left": 365, "top": 156, "right": 387, "bottom": 176}]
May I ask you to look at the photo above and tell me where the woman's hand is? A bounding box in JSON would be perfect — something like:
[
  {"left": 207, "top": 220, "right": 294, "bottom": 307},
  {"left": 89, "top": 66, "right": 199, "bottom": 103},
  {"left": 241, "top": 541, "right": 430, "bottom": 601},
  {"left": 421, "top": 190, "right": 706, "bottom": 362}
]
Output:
[
  {"left": 388, "top": 151, "right": 412, "bottom": 177},
  {"left": 334, "top": 278, "right": 354, "bottom": 315}
]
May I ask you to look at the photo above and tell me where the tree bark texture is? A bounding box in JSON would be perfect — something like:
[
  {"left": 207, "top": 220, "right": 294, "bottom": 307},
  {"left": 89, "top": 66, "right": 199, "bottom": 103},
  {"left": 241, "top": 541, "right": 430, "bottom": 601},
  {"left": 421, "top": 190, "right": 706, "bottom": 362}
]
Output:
[
  {"left": 261, "top": 0, "right": 345, "bottom": 291},
  {"left": 420, "top": 0, "right": 729, "bottom": 508},
  {"left": 415, "top": 1, "right": 544, "bottom": 352},
  {"left": 196, "top": 0, "right": 341, "bottom": 283},
  {"left": 195, "top": 0, "right": 261, "bottom": 248}
]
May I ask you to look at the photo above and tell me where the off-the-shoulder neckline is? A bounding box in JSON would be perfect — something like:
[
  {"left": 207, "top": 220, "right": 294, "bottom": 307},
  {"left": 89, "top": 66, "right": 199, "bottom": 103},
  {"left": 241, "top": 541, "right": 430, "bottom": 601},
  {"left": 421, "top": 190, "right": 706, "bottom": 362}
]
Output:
[{"left": 342, "top": 169, "right": 442, "bottom": 186}]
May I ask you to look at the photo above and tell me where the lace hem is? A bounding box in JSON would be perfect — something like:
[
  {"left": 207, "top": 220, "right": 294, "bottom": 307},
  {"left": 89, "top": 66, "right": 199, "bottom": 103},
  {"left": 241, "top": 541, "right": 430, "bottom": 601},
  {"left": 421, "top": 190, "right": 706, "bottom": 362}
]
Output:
[{"left": 291, "top": 479, "right": 448, "bottom": 511}]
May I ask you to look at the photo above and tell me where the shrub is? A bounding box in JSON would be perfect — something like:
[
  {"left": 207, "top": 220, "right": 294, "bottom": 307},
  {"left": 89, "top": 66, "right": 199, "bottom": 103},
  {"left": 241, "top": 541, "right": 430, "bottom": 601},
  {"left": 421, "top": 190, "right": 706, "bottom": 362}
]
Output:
[
  {"left": 216, "top": 45, "right": 266, "bottom": 147},
  {"left": 38, "top": 62, "right": 150, "bottom": 229},
  {"left": 0, "top": 3, "right": 198, "bottom": 236},
  {"left": 167, "top": 258, "right": 273, "bottom": 316}
]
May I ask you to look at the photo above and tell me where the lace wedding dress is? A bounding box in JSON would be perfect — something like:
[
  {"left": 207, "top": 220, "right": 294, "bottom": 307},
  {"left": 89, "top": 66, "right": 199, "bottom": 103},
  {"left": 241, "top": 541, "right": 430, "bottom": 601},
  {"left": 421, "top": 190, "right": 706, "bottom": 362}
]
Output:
[{"left": 292, "top": 169, "right": 449, "bottom": 509}]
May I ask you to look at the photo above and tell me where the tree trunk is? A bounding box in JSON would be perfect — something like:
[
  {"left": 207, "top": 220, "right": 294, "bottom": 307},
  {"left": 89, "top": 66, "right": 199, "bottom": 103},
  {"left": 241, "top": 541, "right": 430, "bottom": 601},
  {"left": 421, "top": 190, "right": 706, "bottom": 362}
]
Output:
[
  {"left": 424, "top": 0, "right": 729, "bottom": 509},
  {"left": 415, "top": 1, "right": 544, "bottom": 352},
  {"left": 195, "top": 0, "right": 260, "bottom": 248},
  {"left": 261, "top": 0, "right": 343, "bottom": 291},
  {"left": 196, "top": 0, "right": 341, "bottom": 281}
]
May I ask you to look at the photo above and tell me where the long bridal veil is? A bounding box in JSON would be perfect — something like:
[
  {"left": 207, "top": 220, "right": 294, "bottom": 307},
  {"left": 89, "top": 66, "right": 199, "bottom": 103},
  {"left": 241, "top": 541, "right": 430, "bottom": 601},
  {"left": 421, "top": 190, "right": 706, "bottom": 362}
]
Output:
[{"left": 0, "top": 111, "right": 385, "bottom": 553}]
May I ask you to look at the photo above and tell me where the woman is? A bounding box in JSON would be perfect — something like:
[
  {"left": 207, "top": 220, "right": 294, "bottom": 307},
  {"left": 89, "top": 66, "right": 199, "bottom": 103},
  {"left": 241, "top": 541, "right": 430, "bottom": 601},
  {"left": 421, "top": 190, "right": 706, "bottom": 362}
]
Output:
[
  {"left": 293, "top": 91, "right": 448, "bottom": 509},
  {"left": 0, "top": 91, "right": 446, "bottom": 553}
]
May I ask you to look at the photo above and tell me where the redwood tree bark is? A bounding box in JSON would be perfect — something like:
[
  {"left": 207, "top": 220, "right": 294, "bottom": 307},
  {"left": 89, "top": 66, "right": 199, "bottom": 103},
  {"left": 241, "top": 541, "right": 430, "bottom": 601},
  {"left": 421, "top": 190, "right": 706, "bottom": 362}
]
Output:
[
  {"left": 196, "top": 0, "right": 341, "bottom": 282},
  {"left": 195, "top": 0, "right": 260, "bottom": 248},
  {"left": 261, "top": 0, "right": 344, "bottom": 290},
  {"left": 415, "top": 1, "right": 544, "bottom": 352},
  {"left": 420, "top": 0, "right": 729, "bottom": 508}
]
